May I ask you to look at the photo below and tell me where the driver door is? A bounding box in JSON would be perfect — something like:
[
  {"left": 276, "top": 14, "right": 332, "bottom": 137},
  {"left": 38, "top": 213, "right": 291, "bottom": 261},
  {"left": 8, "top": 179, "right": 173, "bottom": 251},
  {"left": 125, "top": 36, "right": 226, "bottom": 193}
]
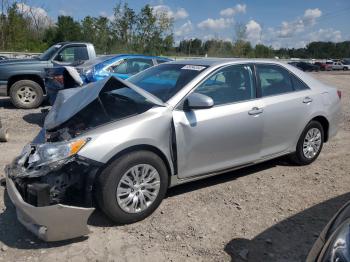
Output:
[{"left": 173, "top": 64, "right": 264, "bottom": 179}]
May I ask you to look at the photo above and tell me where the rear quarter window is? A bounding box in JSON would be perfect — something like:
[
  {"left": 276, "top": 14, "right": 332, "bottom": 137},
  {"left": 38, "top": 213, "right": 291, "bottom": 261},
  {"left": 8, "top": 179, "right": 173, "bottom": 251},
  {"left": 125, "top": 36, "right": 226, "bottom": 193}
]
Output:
[{"left": 290, "top": 74, "right": 310, "bottom": 91}]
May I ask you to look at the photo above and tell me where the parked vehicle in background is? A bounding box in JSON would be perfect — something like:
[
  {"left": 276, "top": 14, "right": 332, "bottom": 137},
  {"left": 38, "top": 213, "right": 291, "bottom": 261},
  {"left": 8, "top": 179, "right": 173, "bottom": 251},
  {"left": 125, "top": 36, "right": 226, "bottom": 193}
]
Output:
[
  {"left": 314, "top": 62, "right": 332, "bottom": 71},
  {"left": 288, "top": 61, "right": 299, "bottom": 67},
  {"left": 0, "top": 42, "right": 96, "bottom": 109},
  {"left": 342, "top": 58, "right": 350, "bottom": 65},
  {"left": 331, "top": 61, "right": 350, "bottom": 70},
  {"left": 78, "top": 54, "right": 172, "bottom": 82},
  {"left": 307, "top": 200, "right": 350, "bottom": 261},
  {"left": 0, "top": 55, "right": 8, "bottom": 60},
  {"left": 45, "top": 54, "right": 172, "bottom": 105},
  {"left": 6, "top": 59, "right": 341, "bottom": 241},
  {"left": 292, "top": 61, "right": 320, "bottom": 72}
]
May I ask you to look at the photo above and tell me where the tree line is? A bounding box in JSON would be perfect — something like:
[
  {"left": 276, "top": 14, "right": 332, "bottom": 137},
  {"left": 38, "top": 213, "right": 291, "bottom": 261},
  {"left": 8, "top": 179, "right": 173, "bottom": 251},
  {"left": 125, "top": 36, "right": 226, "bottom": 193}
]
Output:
[
  {"left": 0, "top": 2, "right": 174, "bottom": 54},
  {"left": 0, "top": 1, "right": 349, "bottom": 59},
  {"left": 177, "top": 39, "right": 350, "bottom": 59}
]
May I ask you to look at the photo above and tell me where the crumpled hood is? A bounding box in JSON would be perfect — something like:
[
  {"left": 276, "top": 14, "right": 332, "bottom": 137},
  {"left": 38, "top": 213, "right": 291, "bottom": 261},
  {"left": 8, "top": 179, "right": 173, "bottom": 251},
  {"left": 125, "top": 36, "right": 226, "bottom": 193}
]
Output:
[{"left": 44, "top": 76, "right": 164, "bottom": 131}]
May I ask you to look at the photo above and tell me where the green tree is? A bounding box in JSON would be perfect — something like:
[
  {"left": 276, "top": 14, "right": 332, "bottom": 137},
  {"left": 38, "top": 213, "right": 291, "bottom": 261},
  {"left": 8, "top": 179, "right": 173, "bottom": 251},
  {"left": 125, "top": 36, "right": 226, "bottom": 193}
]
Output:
[
  {"left": 94, "top": 16, "right": 112, "bottom": 54},
  {"left": 111, "top": 2, "right": 136, "bottom": 51},
  {"left": 254, "top": 44, "right": 273, "bottom": 58},
  {"left": 45, "top": 16, "right": 82, "bottom": 45}
]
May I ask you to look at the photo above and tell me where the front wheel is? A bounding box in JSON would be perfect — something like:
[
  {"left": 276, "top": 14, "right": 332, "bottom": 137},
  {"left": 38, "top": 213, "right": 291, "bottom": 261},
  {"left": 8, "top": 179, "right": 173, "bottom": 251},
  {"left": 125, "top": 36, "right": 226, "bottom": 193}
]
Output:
[
  {"left": 96, "top": 151, "right": 168, "bottom": 224},
  {"left": 289, "top": 121, "right": 324, "bottom": 165},
  {"left": 9, "top": 80, "right": 44, "bottom": 109}
]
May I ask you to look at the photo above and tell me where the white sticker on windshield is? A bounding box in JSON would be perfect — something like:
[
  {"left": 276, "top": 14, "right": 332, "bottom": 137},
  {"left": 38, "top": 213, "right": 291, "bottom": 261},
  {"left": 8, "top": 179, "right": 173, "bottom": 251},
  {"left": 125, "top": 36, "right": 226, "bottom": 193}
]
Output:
[
  {"left": 54, "top": 44, "right": 62, "bottom": 48},
  {"left": 181, "top": 65, "right": 206, "bottom": 71}
]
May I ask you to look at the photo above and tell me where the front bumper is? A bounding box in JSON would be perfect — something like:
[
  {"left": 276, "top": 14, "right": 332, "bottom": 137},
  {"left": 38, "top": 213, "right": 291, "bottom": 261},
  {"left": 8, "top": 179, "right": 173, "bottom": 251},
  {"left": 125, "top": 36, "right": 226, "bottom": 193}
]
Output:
[{"left": 5, "top": 168, "right": 94, "bottom": 242}]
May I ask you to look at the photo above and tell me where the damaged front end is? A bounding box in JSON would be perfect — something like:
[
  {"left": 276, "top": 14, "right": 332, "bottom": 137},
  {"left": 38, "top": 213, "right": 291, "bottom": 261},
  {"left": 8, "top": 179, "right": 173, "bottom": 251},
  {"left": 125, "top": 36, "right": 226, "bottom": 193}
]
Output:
[
  {"left": 6, "top": 76, "right": 163, "bottom": 241},
  {"left": 5, "top": 139, "right": 100, "bottom": 241}
]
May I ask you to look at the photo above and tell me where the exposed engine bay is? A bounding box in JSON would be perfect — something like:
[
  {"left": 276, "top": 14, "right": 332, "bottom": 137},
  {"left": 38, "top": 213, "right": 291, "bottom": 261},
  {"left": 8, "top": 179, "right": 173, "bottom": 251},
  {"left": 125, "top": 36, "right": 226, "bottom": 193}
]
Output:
[{"left": 44, "top": 77, "right": 155, "bottom": 142}]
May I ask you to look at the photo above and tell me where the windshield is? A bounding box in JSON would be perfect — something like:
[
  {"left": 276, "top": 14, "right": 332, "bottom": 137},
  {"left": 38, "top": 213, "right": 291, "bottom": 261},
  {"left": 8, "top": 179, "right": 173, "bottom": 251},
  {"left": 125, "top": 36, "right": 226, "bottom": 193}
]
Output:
[
  {"left": 38, "top": 44, "right": 61, "bottom": 60},
  {"left": 128, "top": 63, "right": 208, "bottom": 102}
]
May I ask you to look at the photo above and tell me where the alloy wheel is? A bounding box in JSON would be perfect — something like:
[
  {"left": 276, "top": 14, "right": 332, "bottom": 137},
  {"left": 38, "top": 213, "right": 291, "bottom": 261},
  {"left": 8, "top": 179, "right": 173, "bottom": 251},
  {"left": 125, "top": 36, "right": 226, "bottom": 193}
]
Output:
[
  {"left": 116, "top": 164, "right": 161, "bottom": 213},
  {"left": 303, "top": 128, "right": 322, "bottom": 159}
]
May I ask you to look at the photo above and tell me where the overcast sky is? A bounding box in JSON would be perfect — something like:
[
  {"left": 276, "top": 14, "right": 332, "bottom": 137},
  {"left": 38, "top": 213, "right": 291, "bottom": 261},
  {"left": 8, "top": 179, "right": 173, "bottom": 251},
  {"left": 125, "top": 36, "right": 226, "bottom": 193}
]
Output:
[{"left": 23, "top": 0, "right": 350, "bottom": 48}]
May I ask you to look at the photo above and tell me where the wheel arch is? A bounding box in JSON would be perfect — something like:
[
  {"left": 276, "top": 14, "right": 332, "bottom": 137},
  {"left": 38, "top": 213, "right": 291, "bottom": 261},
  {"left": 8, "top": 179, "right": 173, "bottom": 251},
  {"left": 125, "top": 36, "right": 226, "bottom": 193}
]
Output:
[
  {"left": 97, "top": 144, "right": 174, "bottom": 186},
  {"left": 7, "top": 74, "right": 45, "bottom": 94},
  {"left": 310, "top": 115, "right": 330, "bottom": 142}
]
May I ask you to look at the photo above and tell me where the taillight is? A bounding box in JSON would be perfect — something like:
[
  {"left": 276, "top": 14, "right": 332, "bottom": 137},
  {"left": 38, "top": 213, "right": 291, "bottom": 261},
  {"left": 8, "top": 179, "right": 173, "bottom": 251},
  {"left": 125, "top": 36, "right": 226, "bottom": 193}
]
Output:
[
  {"left": 337, "top": 90, "right": 342, "bottom": 100},
  {"left": 53, "top": 75, "right": 64, "bottom": 85}
]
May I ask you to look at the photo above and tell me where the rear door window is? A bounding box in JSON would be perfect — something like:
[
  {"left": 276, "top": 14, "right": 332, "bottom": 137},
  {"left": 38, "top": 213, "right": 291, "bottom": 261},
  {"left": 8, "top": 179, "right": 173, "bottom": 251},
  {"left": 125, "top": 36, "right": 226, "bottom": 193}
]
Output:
[{"left": 256, "top": 64, "right": 294, "bottom": 97}]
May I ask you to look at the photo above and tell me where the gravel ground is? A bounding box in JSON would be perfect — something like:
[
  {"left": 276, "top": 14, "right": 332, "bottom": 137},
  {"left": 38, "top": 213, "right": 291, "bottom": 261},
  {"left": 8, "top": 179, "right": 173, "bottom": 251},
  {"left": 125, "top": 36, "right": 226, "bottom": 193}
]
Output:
[{"left": 0, "top": 71, "right": 349, "bottom": 262}]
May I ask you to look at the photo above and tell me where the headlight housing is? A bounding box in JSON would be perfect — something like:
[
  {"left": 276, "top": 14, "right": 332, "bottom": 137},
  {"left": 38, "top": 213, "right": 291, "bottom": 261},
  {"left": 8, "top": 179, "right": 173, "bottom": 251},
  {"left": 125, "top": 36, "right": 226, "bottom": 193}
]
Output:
[{"left": 28, "top": 138, "right": 89, "bottom": 166}]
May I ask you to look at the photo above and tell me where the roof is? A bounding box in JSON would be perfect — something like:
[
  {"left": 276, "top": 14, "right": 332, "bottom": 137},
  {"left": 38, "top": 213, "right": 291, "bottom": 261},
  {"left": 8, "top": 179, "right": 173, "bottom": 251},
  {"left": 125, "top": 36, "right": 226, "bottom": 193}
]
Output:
[
  {"left": 168, "top": 58, "right": 289, "bottom": 67},
  {"left": 116, "top": 54, "right": 172, "bottom": 60},
  {"left": 170, "top": 58, "right": 238, "bottom": 66},
  {"left": 57, "top": 42, "right": 93, "bottom": 46}
]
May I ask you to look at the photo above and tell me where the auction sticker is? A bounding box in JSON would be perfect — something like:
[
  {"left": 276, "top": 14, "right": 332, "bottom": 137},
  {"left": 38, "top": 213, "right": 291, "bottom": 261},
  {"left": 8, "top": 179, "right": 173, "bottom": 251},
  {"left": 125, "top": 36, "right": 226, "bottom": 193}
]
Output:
[{"left": 181, "top": 65, "right": 206, "bottom": 71}]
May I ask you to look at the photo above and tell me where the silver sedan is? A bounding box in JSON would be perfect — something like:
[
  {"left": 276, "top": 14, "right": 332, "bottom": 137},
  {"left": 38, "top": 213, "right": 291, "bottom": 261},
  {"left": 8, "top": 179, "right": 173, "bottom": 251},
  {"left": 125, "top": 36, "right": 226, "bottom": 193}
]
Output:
[{"left": 6, "top": 59, "right": 341, "bottom": 241}]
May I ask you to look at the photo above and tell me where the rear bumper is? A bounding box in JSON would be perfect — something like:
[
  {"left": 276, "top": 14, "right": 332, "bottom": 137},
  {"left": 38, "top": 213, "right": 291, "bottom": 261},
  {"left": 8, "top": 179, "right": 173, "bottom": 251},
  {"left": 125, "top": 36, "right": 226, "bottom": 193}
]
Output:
[{"left": 5, "top": 168, "right": 94, "bottom": 242}]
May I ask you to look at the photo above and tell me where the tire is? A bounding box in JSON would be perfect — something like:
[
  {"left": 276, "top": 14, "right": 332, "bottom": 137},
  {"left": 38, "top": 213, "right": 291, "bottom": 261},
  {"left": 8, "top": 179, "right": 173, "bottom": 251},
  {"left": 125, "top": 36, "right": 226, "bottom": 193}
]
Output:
[
  {"left": 344, "top": 67, "right": 348, "bottom": 71},
  {"left": 9, "top": 80, "right": 44, "bottom": 109},
  {"left": 96, "top": 150, "right": 169, "bottom": 224},
  {"left": 289, "top": 121, "right": 324, "bottom": 165}
]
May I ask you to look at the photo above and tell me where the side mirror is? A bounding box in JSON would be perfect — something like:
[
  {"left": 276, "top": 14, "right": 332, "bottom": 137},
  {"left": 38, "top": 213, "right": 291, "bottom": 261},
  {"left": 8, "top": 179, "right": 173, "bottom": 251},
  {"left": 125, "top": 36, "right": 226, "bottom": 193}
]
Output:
[{"left": 184, "top": 93, "right": 214, "bottom": 110}]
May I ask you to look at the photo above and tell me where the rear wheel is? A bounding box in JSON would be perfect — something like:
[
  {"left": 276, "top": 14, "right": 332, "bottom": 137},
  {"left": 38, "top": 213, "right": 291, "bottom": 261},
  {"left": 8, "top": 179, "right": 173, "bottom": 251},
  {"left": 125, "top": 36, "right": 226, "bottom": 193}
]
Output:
[
  {"left": 96, "top": 151, "right": 168, "bottom": 224},
  {"left": 289, "top": 121, "right": 324, "bottom": 165},
  {"left": 344, "top": 67, "right": 348, "bottom": 71},
  {"left": 9, "top": 80, "right": 44, "bottom": 109}
]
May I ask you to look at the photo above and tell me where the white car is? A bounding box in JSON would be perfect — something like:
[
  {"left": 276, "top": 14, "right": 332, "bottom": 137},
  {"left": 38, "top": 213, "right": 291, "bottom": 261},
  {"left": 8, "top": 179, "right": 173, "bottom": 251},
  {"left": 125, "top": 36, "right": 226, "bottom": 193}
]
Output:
[{"left": 331, "top": 62, "right": 350, "bottom": 70}]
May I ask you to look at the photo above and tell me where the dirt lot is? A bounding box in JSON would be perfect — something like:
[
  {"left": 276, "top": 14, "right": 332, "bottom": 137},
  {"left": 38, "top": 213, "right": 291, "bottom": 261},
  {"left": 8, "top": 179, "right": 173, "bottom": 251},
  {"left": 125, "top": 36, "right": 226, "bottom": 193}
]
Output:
[{"left": 0, "top": 71, "right": 349, "bottom": 262}]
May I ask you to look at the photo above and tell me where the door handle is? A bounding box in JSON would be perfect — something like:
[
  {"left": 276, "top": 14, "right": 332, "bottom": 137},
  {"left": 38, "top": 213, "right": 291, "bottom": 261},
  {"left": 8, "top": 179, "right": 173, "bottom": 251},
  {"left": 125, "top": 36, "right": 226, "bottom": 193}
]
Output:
[
  {"left": 303, "top": 97, "right": 313, "bottom": 104},
  {"left": 248, "top": 107, "right": 264, "bottom": 116}
]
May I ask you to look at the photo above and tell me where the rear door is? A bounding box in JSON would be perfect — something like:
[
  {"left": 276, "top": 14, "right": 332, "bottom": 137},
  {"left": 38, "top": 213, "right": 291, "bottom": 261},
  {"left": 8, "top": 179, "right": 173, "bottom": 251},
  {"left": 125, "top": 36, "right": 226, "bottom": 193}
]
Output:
[
  {"left": 255, "top": 64, "right": 313, "bottom": 158},
  {"left": 173, "top": 64, "right": 264, "bottom": 179}
]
